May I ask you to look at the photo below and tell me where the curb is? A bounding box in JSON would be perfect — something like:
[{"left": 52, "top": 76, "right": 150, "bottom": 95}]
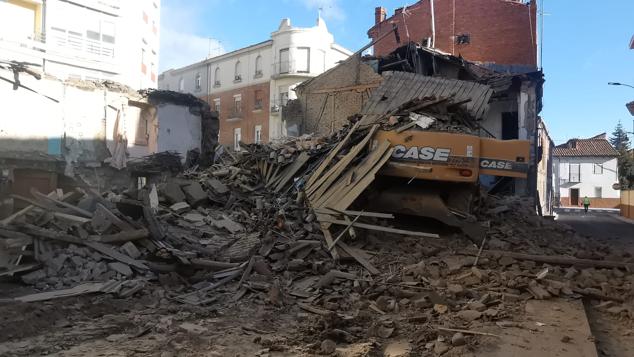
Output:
[{"left": 614, "top": 215, "right": 634, "bottom": 225}]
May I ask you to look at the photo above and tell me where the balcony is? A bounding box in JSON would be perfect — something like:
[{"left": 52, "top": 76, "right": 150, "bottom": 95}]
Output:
[{"left": 271, "top": 60, "right": 311, "bottom": 79}]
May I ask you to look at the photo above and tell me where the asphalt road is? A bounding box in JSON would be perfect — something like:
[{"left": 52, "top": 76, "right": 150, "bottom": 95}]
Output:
[{"left": 557, "top": 212, "right": 633, "bottom": 240}]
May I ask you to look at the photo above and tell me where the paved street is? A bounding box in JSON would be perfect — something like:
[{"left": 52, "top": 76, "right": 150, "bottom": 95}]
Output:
[{"left": 557, "top": 211, "right": 633, "bottom": 240}]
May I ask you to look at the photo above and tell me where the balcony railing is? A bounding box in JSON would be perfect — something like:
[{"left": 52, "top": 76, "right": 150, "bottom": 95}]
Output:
[{"left": 48, "top": 31, "right": 115, "bottom": 59}]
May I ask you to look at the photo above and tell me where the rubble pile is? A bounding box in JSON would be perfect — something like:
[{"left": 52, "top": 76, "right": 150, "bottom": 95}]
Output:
[{"left": 1, "top": 100, "right": 633, "bottom": 354}]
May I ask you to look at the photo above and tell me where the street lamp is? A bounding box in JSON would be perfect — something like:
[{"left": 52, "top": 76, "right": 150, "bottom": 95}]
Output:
[{"left": 608, "top": 82, "right": 634, "bottom": 89}]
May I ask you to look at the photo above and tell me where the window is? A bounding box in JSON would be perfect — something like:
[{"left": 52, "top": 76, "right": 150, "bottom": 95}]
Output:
[
  {"left": 279, "top": 91, "right": 289, "bottom": 106},
  {"left": 234, "top": 61, "right": 242, "bottom": 82},
  {"left": 279, "top": 48, "right": 289, "bottom": 73},
  {"left": 569, "top": 163, "right": 581, "bottom": 183},
  {"left": 142, "top": 11, "right": 148, "bottom": 24},
  {"left": 150, "top": 63, "right": 156, "bottom": 81},
  {"left": 456, "top": 34, "right": 470, "bottom": 44},
  {"left": 166, "top": 84, "right": 170, "bottom": 90},
  {"left": 141, "top": 48, "right": 147, "bottom": 74},
  {"left": 213, "top": 98, "right": 220, "bottom": 113},
  {"left": 233, "top": 94, "right": 242, "bottom": 117},
  {"left": 296, "top": 47, "right": 310, "bottom": 73},
  {"left": 595, "top": 187, "right": 602, "bottom": 198},
  {"left": 593, "top": 163, "right": 603, "bottom": 174},
  {"left": 233, "top": 128, "right": 241, "bottom": 151},
  {"left": 254, "top": 90, "right": 263, "bottom": 110},
  {"left": 101, "top": 21, "right": 115, "bottom": 44},
  {"left": 255, "top": 125, "right": 262, "bottom": 144},
  {"left": 195, "top": 73, "right": 201, "bottom": 90},
  {"left": 214, "top": 67, "right": 221, "bottom": 86},
  {"left": 255, "top": 55, "right": 262, "bottom": 77},
  {"left": 178, "top": 77, "right": 184, "bottom": 92}
]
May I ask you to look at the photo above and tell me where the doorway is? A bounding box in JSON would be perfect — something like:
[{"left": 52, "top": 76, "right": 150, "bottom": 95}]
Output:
[{"left": 570, "top": 188, "right": 579, "bottom": 206}]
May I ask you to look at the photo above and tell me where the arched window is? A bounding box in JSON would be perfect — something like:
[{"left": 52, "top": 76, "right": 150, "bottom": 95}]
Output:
[
  {"left": 234, "top": 61, "right": 241, "bottom": 81},
  {"left": 255, "top": 55, "right": 262, "bottom": 77},
  {"left": 214, "top": 67, "right": 220, "bottom": 86}
]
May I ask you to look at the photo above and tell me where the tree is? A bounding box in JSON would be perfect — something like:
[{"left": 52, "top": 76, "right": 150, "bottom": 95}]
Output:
[{"left": 610, "top": 121, "right": 634, "bottom": 188}]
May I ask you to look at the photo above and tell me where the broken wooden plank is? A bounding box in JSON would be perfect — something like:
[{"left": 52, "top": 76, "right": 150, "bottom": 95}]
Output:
[
  {"left": 0, "top": 191, "right": 69, "bottom": 226},
  {"left": 306, "top": 121, "right": 360, "bottom": 189},
  {"left": 307, "top": 125, "right": 379, "bottom": 199},
  {"left": 30, "top": 189, "right": 93, "bottom": 217},
  {"left": 273, "top": 152, "right": 310, "bottom": 192},
  {"left": 53, "top": 212, "right": 92, "bottom": 224},
  {"left": 317, "top": 270, "right": 358, "bottom": 288},
  {"left": 298, "top": 302, "right": 335, "bottom": 316},
  {"left": 95, "top": 203, "right": 134, "bottom": 231},
  {"left": 11, "top": 280, "right": 122, "bottom": 303},
  {"left": 88, "top": 228, "right": 149, "bottom": 243},
  {"left": 328, "top": 213, "right": 362, "bottom": 250},
  {"left": 85, "top": 242, "right": 148, "bottom": 270},
  {"left": 319, "top": 223, "right": 339, "bottom": 261},
  {"left": 337, "top": 241, "right": 380, "bottom": 275},
  {"left": 322, "top": 218, "right": 439, "bottom": 238},
  {"left": 314, "top": 141, "right": 391, "bottom": 209},
  {"left": 190, "top": 258, "right": 241, "bottom": 271},
  {"left": 19, "top": 224, "right": 84, "bottom": 245},
  {"left": 315, "top": 208, "right": 394, "bottom": 219},
  {"left": 461, "top": 249, "right": 634, "bottom": 270}
]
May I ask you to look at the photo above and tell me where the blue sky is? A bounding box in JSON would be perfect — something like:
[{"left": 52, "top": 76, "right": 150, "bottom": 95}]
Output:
[{"left": 160, "top": 0, "right": 634, "bottom": 144}]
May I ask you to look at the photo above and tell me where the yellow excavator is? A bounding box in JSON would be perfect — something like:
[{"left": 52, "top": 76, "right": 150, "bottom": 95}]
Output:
[{"left": 366, "top": 129, "right": 530, "bottom": 240}]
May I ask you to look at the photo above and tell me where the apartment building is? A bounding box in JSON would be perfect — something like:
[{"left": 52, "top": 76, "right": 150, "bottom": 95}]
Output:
[
  {"left": 158, "top": 17, "right": 352, "bottom": 147},
  {"left": 0, "top": 0, "right": 160, "bottom": 89}
]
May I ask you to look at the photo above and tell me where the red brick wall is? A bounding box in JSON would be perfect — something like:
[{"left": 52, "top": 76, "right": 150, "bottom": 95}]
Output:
[
  {"left": 369, "top": 0, "right": 537, "bottom": 67},
  {"left": 204, "top": 82, "right": 270, "bottom": 147},
  {"left": 559, "top": 197, "right": 620, "bottom": 209}
]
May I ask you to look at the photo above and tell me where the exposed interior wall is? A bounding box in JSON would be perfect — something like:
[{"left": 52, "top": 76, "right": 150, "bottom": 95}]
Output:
[
  {"left": 293, "top": 55, "right": 383, "bottom": 135},
  {"left": 156, "top": 104, "right": 202, "bottom": 156},
  {"left": 535, "top": 119, "right": 554, "bottom": 215},
  {"left": 0, "top": 68, "right": 212, "bottom": 172}
]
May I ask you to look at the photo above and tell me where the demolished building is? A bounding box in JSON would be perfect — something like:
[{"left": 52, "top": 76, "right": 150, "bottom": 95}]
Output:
[
  {"left": 0, "top": 63, "right": 218, "bottom": 204},
  {"left": 286, "top": 43, "right": 554, "bottom": 215}
]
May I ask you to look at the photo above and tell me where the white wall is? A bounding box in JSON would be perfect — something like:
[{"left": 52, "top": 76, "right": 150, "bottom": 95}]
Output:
[
  {"left": 156, "top": 104, "right": 201, "bottom": 155},
  {"left": 0, "top": 67, "right": 150, "bottom": 166},
  {"left": 158, "top": 41, "right": 273, "bottom": 95},
  {"left": 555, "top": 157, "right": 619, "bottom": 198}
]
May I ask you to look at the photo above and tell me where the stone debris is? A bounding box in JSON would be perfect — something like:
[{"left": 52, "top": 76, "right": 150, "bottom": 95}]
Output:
[{"left": 0, "top": 120, "right": 632, "bottom": 356}]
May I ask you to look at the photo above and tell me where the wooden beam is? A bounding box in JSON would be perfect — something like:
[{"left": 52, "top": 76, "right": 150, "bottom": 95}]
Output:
[
  {"left": 30, "top": 189, "right": 93, "bottom": 218},
  {"left": 322, "top": 218, "right": 440, "bottom": 238},
  {"left": 461, "top": 249, "right": 634, "bottom": 270},
  {"left": 308, "top": 81, "right": 382, "bottom": 95},
  {"left": 306, "top": 121, "right": 360, "bottom": 189},
  {"left": 88, "top": 228, "right": 149, "bottom": 243},
  {"left": 337, "top": 241, "right": 380, "bottom": 275}
]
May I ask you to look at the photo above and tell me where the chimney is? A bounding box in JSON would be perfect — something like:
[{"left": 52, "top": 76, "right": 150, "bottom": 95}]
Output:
[{"left": 375, "top": 6, "right": 386, "bottom": 24}]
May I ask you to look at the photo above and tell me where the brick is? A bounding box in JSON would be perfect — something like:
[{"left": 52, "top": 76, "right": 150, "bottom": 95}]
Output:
[{"left": 368, "top": 0, "right": 537, "bottom": 67}]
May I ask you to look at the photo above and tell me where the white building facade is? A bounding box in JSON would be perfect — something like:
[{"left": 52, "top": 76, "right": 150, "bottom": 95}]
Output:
[
  {"left": 158, "top": 17, "right": 352, "bottom": 146},
  {"left": 553, "top": 134, "right": 620, "bottom": 208},
  {"left": 0, "top": 0, "right": 159, "bottom": 89}
]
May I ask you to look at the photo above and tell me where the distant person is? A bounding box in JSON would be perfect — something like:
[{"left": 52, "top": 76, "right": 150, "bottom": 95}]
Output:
[{"left": 583, "top": 196, "right": 590, "bottom": 213}]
